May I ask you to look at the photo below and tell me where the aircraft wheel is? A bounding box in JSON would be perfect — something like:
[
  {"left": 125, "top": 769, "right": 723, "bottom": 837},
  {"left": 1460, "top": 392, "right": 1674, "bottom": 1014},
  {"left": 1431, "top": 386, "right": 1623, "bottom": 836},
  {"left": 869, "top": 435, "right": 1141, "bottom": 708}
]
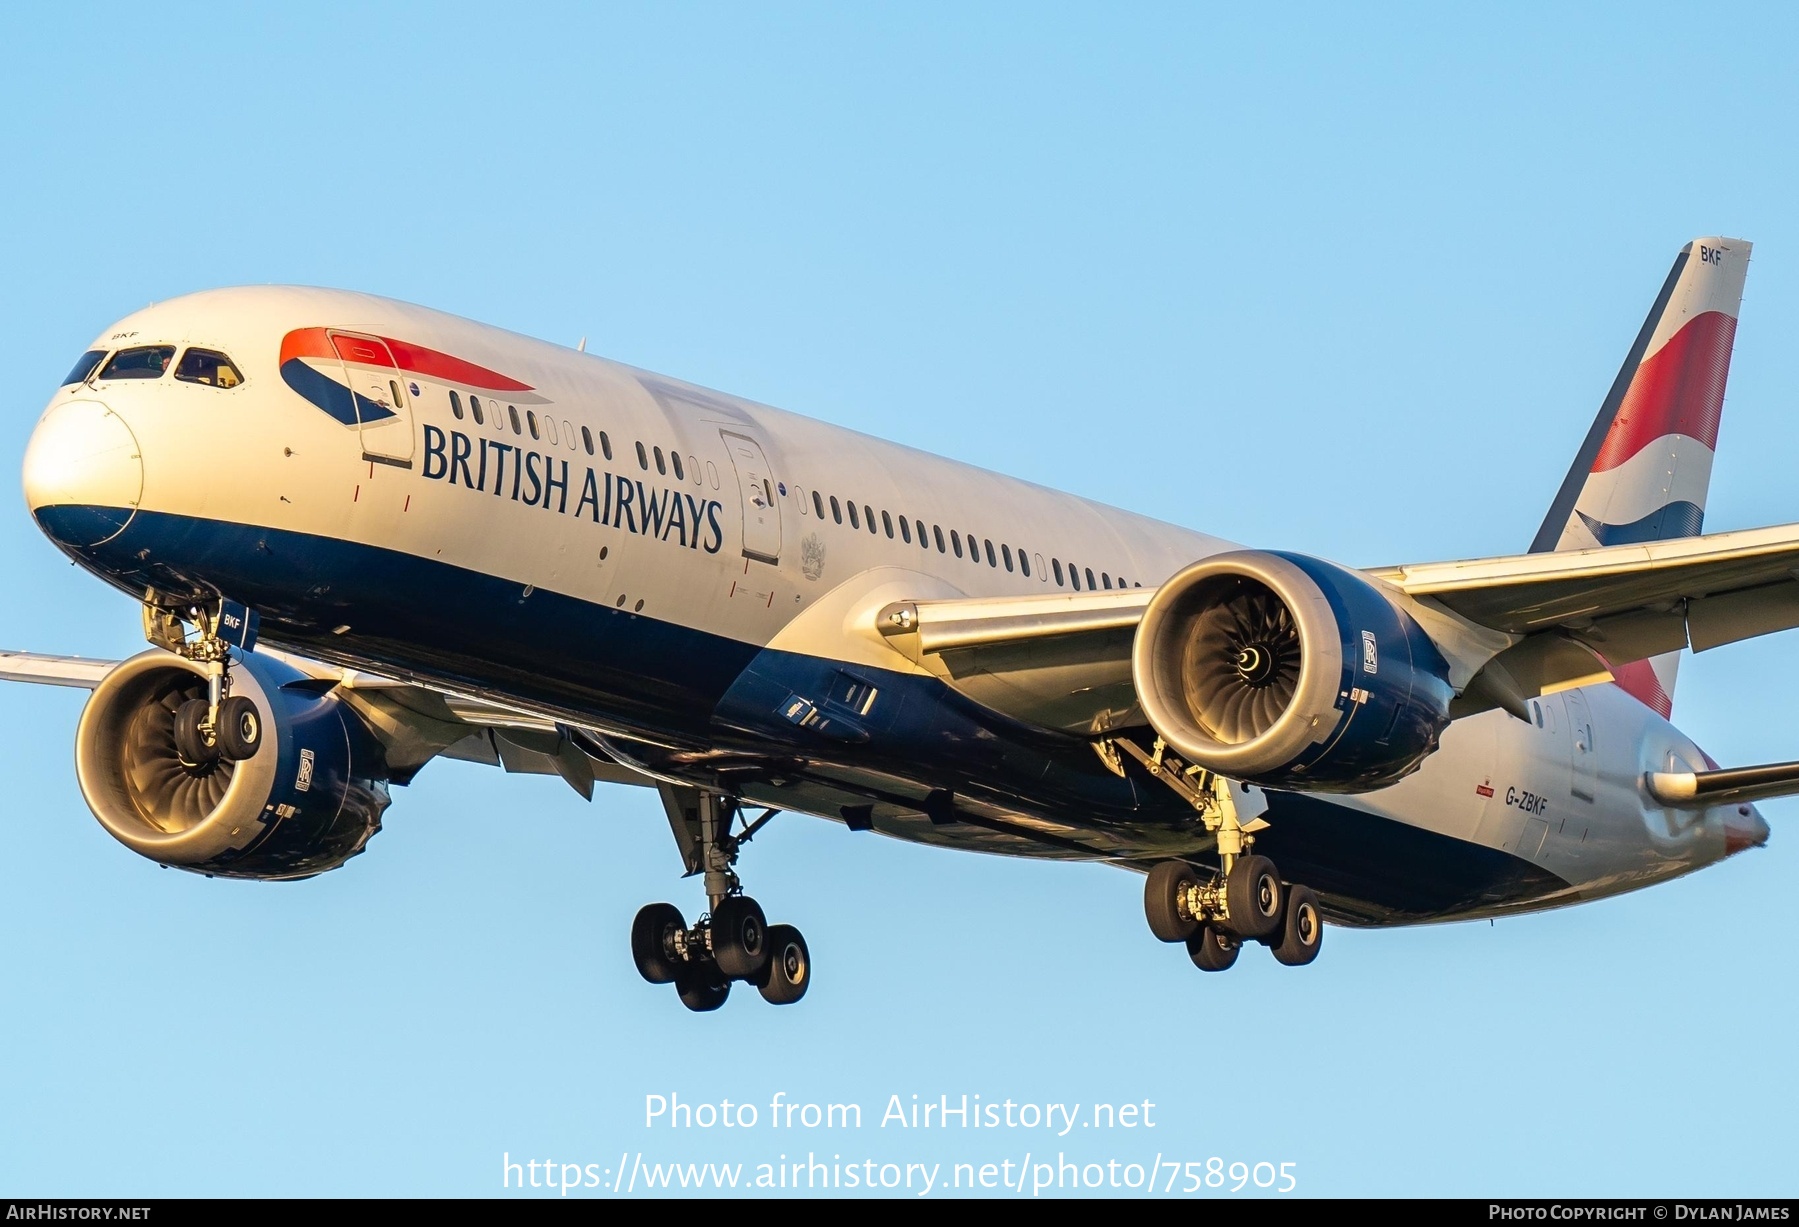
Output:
[
  {"left": 1270, "top": 885, "right": 1324, "bottom": 967},
  {"left": 631, "top": 903, "right": 686, "bottom": 984},
  {"left": 756, "top": 925, "right": 811, "bottom": 1005},
  {"left": 216, "top": 695, "right": 262, "bottom": 761},
  {"left": 711, "top": 895, "right": 769, "bottom": 980},
  {"left": 1144, "top": 860, "right": 1202, "bottom": 942},
  {"left": 1224, "top": 854, "right": 1283, "bottom": 940},
  {"left": 1186, "top": 924, "right": 1240, "bottom": 972},
  {"left": 172, "top": 698, "right": 218, "bottom": 765},
  {"left": 676, "top": 966, "right": 731, "bottom": 1012}
]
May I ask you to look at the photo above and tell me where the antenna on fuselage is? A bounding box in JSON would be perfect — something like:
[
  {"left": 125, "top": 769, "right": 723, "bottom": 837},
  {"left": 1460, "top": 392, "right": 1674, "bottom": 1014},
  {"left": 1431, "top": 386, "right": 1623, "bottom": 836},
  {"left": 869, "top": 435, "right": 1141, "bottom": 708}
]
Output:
[{"left": 577, "top": 336, "right": 587, "bottom": 353}]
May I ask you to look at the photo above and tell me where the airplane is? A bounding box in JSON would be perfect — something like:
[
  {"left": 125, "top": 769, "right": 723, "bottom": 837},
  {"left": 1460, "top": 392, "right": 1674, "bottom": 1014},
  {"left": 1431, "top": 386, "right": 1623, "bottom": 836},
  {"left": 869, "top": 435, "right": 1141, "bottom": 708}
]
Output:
[{"left": 7, "top": 235, "right": 1788, "bottom": 1011}]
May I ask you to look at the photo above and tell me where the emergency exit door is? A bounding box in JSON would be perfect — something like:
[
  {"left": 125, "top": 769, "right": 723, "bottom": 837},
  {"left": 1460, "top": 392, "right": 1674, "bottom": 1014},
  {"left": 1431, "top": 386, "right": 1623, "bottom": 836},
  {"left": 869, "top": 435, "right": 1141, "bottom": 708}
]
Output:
[
  {"left": 329, "top": 331, "right": 416, "bottom": 466},
  {"left": 719, "top": 430, "right": 782, "bottom": 565}
]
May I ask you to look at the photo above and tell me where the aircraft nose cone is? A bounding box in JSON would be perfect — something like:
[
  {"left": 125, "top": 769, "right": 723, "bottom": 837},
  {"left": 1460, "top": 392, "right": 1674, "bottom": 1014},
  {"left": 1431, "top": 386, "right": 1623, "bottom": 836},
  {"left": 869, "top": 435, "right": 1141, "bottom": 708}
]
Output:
[
  {"left": 1725, "top": 804, "right": 1770, "bottom": 855},
  {"left": 22, "top": 398, "right": 144, "bottom": 548}
]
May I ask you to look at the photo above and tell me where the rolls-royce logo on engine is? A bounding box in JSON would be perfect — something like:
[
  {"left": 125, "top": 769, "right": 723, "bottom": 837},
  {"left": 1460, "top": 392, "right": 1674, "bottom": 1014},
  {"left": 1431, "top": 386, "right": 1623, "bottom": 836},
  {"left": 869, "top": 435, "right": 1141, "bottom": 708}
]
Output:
[
  {"left": 1361, "top": 630, "right": 1378, "bottom": 674},
  {"left": 296, "top": 748, "right": 315, "bottom": 793}
]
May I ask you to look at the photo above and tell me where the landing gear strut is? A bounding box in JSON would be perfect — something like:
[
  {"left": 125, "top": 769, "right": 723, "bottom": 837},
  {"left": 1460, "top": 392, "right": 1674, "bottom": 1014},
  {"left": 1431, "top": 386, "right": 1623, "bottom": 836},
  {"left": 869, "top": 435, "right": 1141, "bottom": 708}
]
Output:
[
  {"left": 633, "top": 788, "right": 811, "bottom": 1011},
  {"left": 146, "top": 596, "right": 263, "bottom": 767},
  {"left": 1113, "top": 737, "right": 1324, "bottom": 972}
]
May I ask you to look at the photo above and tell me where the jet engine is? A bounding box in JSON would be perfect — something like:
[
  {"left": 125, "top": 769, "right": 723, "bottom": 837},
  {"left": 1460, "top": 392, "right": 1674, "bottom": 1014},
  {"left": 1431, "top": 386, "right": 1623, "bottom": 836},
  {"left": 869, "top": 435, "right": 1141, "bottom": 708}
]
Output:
[
  {"left": 1132, "top": 551, "right": 1454, "bottom": 792},
  {"left": 75, "top": 649, "right": 391, "bottom": 880}
]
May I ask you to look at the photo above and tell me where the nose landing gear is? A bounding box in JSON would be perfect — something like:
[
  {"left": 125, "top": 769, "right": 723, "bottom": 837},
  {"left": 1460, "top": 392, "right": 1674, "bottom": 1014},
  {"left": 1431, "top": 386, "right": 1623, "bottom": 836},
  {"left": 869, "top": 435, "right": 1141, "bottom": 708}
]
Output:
[
  {"left": 146, "top": 595, "right": 264, "bottom": 767},
  {"left": 633, "top": 787, "right": 812, "bottom": 1011}
]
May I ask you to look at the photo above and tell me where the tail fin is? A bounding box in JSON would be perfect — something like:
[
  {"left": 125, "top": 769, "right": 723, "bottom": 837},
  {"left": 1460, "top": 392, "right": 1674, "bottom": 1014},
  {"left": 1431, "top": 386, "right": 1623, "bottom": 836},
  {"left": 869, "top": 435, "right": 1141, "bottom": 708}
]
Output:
[{"left": 1530, "top": 236, "right": 1752, "bottom": 717}]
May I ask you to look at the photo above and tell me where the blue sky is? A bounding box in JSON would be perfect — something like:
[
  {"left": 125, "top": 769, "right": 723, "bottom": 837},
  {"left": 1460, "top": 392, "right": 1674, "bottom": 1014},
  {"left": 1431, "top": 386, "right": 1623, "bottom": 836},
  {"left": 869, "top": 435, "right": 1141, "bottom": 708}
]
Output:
[{"left": 1, "top": 3, "right": 1794, "bottom": 1197}]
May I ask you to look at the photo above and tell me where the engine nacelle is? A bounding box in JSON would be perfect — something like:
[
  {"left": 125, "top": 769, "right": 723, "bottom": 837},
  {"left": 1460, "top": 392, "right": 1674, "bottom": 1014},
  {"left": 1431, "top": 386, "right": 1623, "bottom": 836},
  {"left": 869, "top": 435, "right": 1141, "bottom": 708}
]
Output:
[
  {"left": 1133, "top": 551, "right": 1453, "bottom": 792},
  {"left": 76, "top": 649, "right": 391, "bottom": 880}
]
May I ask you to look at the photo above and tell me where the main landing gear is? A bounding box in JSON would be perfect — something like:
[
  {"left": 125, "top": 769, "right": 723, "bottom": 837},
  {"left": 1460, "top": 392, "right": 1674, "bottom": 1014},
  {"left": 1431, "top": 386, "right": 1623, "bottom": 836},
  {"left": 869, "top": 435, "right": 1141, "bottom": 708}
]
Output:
[
  {"left": 1112, "top": 738, "right": 1324, "bottom": 973},
  {"left": 632, "top": 788, "right": 812, "bottom": 1011}
]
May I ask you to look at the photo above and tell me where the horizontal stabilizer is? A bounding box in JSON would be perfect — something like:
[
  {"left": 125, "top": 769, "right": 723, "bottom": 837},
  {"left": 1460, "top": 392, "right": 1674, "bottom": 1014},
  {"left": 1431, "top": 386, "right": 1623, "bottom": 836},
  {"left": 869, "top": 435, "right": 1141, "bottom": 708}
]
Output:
[{"left": 1646, "top": 761, "right": 1799, "bottom": 809}]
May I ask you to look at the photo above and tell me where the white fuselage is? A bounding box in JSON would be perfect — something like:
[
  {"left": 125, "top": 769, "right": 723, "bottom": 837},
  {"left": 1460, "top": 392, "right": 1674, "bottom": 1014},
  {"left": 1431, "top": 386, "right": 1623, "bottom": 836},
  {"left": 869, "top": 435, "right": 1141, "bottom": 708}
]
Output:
[{"left": 23, "top": 286, "right": 1761, "bottom": 923}]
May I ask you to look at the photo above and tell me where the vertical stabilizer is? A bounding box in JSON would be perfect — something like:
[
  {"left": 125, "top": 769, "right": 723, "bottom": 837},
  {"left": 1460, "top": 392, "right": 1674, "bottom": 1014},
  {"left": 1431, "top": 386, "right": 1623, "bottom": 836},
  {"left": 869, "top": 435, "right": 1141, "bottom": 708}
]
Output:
[{"left": 1529, "top": 237, "right": 1751, "bottom": 717}]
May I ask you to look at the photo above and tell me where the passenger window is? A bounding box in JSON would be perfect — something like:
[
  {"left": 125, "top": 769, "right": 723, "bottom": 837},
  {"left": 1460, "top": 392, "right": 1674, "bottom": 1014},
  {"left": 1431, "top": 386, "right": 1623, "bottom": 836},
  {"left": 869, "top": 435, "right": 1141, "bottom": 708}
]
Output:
[
  {"left": 916, "top": 520, "right": 928, "bottom": 547},
  {"left": 62, "top": 349, "right": 107, "bottom": 386},
  {"left": 899, "top": 517, "right": 911, "bottom": 544},
  {"left": 563, "top": 419, "right": 575, "bottom": 448},
  {"left": 1001, "top": 544, "right": 1014, "bottom": 572},
  {"left": 654, "top": 446, "right": 667, "bottom": 475},
  {"left": 882, "top": 510, "right": 894, "bottom": 539},
  {"left": 99, "top": 345, "right": 176, "bottom": 380},
  {"left": 469, "top": 395, "right": 484, "bottom": 424},
  {"left": 1102, "top": 573, "right": 1112, "bottom": 589},
  {"left": 830, "top": 495, "right": 843, "bottom": 524},
  {"left": 984, "top": 539, "right": 997, "bottom": 567},
  {"left": 1019, "top": 550, "right": 1030, "bottom": 578},
  {"left": 812, "top": 490, "right": 825, "bottom": 518},
  {"left": 527, "top": 410, "right": 541, "bottom": 440},
  {"left": 847, "top": 501, "right": 859, "bottom": 529},
  {"left": 1070, "top": 564, "right": 1081, "bottom": 590},
  {"left": 1053, "top": 558, "right": 1065, "bottom": 586},
  {"left": 864, "top": 505, "right": 877, "bottom": 534},
  {"left": 600, "top": 431, "right": 613, "bottom": 460},
  {"left": 672, "top": 452, "right": 685, "bottom": 480},
  {"left": 636, "top": 441, "right": 648, "bottom": 469},
  {"left": 545, "top": 416, "right": 559, "bottom": 445},
  {"left": 950, "top": 530, "right": 963, "bottom": 558},
  {"left": 508, "top": 405, "right": 522, "bottom": 435},
  {"left": 1085, "top": 567, "right": 1097, "bottom": 589},
  {"left": 933, "top": 525, "right": 946, "bottom": 553},
  {"left": 174, "top": 348, "right": 244, "bottom": 388},
  {"left": 581, "top": 425, "right": 594, "bottom": 455},
  {"left": 389, "top": 380, "right": 404, "bottom": 407},
  {"left": 449, "top": 390, "right": 465, "bottom": 420}
]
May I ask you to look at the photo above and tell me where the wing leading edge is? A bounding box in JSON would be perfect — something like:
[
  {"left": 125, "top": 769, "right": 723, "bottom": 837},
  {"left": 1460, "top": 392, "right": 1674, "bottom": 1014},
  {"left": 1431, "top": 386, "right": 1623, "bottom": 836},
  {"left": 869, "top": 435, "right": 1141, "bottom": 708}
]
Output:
[
  {"left": 873, "top": 520, "right": 1799, "bottom": 735},
  {"left": 0, "top": 647, "right": 652, "bottom": 798}
]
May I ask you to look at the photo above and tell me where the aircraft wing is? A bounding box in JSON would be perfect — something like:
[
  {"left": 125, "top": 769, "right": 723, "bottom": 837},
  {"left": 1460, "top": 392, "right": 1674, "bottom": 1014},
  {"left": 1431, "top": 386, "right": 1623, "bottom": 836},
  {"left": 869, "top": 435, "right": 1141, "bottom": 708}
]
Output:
[
  {"left": 875, "top": 521, "right": 1799, "bottom": 734},
  {"left": 1369, "top": 519, "right": 1799, "bottom": 650},
  {"left": 0, "top": 647, "right": 652, "bottom": 798}
]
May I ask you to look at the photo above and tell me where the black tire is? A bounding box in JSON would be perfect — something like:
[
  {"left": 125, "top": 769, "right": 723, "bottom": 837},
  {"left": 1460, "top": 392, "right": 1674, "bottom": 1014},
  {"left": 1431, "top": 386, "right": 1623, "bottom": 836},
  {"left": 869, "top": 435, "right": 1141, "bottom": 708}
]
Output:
[
  {"left": 1144, "top": 860, "right": 1201, "bottom": 942},
  {"left": 1270, "top": 884, "right": 1324, "bottom": 967},
  {"left": 711, "top": 895, "right": 769, "bottom": 980},
  {"left": 216, "top": 695, "right": 262, "bottom": 762},
  {"left": 756, "top": 924, "right": 811, "bottom": 1005},
  {"left": 631, "top": 903, "right": 686, "bottom": 984},
  {"left": 172, "top": 698, "right": 218, "bottom": 765},
  {"left": 1186, "top": 924, "right": 1240, "bottom": 972},
  {"left": 675, "top": 966, "right": 731, "bottom": 1012},
  {"left": 1224, "top": 854, "right": 1283, "bottom": 940}
]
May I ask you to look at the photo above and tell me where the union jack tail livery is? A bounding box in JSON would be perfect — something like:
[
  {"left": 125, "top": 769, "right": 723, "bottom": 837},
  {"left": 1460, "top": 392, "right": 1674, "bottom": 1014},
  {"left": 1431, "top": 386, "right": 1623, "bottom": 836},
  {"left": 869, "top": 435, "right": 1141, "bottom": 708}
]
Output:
[{"left": 1532, "top": 237, "right": 1752, "bottom": 716}]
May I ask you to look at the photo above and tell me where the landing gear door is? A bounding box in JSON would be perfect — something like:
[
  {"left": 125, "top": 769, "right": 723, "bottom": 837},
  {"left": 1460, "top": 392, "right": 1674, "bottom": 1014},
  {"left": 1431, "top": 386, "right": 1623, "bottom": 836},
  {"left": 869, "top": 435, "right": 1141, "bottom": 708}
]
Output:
[
  {"left": 328, "top": 331, "right": 415, "bottom": 467},
  {"left": 719, "top": 430, "right": 781, "bottom": 565}
]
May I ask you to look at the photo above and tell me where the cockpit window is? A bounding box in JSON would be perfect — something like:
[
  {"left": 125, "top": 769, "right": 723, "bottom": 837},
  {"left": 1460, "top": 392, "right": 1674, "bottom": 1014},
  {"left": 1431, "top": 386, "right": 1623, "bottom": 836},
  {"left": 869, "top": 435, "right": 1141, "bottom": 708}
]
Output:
[
  {"left": 174, "top": 348, "right": 244, "bottom": 388},
  {"left": 62, "top": 349, "right": 107, "bottom": 386},
  {"left": 98, "top": 345, "right": 177, "bottom": 380}
]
